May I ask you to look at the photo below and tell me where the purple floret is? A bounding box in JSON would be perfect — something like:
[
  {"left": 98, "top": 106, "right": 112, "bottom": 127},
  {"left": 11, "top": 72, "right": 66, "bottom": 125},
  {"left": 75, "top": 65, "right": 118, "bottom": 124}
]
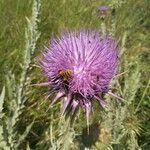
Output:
[
  {"left": 97, "top": 5, "right": 109, "bottom": 18},
  {"left": 97, "top": 5, "right": 108, "bottom": 11},
  {"left": 40, "top": 30, "right": 119, "bottom": 120}
]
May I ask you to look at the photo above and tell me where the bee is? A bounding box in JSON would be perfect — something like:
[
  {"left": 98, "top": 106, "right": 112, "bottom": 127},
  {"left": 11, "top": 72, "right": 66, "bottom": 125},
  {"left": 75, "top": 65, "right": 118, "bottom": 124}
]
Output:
[{"left": 58, "top": 69, "right": 73, "bottom": 81}]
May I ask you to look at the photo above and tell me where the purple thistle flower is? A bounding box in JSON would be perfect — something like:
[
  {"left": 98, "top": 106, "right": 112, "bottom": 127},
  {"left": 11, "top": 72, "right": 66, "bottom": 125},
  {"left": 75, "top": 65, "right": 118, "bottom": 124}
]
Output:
[
  {"left": 97, "top": 5, "right": 109, "bottom": 18},
  {"left": 39, "top": 30, "right": 119, "bottom": 122},
  {"left": 97, "top": 5, "right": 108, "bottom": 11}
]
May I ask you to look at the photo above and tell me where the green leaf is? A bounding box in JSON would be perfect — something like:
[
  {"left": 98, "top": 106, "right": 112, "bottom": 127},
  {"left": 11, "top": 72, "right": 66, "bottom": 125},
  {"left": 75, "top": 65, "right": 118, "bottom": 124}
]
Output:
[
  {"left": 0, "top": 86, "right": 5, "bottom": 115},
  {"left": 15, "top": 121, "right": 34, "bottom": 149}
]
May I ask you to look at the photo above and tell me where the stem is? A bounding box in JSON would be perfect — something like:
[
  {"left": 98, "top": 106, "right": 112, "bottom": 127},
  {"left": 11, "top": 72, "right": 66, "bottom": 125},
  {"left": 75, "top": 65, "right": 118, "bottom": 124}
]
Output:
[{"left": 135, "top": 78, "right": 150, "bottom": 113}]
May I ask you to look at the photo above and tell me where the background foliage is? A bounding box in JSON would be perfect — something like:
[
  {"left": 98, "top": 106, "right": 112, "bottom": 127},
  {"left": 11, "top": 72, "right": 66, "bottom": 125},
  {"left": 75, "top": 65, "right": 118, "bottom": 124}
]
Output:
[{"left": 0, "top": 0, "right": 149, "bottom": 149}]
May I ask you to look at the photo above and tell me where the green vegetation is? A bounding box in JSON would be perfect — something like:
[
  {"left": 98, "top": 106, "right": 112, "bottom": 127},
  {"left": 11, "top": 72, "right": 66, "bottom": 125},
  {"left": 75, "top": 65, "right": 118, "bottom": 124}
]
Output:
[{"left": 0, "top": 0, "right": 149, "bottom": 149}]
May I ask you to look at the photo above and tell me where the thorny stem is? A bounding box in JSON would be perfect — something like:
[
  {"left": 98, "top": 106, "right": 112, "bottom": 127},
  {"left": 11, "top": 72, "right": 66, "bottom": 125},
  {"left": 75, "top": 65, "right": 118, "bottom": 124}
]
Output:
[{"left": 135, "top": 78, "right": 150, "bottom": 113}]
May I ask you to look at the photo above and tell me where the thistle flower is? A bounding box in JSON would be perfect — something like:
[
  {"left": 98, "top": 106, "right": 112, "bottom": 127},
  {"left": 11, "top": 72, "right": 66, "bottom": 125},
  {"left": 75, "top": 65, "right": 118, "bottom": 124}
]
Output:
[
  {"left": 39, "top": 30, "right": 120, "bottom": 122},
  {"left": 97, "top": 5, "right": 109, "bottom": 18}
]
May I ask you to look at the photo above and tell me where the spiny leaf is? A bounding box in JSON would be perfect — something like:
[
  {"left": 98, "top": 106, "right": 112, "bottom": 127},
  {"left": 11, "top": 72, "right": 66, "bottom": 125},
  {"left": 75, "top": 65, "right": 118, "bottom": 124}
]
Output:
[
  {"left": 0, "top": 86, "right": 5, "bottom": 114},
  {"left": 15, "top": 121, "right": 34, "bottom": 149}
]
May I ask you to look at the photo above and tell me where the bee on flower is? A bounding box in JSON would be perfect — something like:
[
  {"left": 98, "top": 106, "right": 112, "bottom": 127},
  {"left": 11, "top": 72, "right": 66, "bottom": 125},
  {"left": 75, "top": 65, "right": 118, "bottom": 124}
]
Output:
[{"left": 58, "top": 69, "right": 73, "bottom": 81}]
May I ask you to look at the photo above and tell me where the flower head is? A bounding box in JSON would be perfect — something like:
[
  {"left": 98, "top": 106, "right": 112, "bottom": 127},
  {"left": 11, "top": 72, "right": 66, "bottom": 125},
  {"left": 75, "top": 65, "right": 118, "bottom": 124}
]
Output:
[
  {"left": 97, "top": 5, "right": 109, "bottom": 18},
  {"left": 40, "top": 30, "right": 119, "bottom": 119}
]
